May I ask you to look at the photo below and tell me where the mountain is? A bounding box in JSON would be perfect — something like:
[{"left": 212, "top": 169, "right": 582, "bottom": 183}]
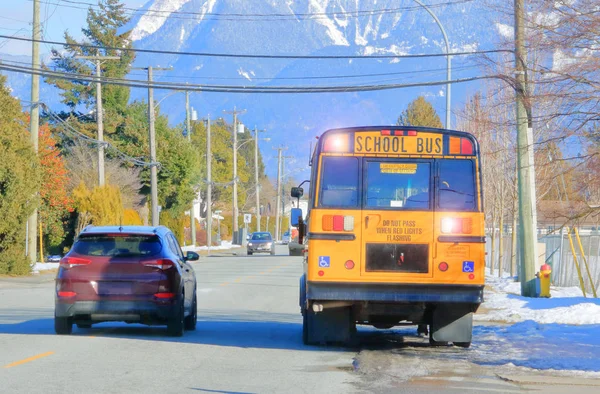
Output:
[{"left": 1, "top": 0, "right": 502, "bottom": 179}]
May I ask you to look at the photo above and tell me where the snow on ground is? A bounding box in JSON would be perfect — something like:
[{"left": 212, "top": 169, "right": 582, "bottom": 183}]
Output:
[
  {"left": 182, "top": 241, "right": 238, "bottom": 252},
  {"left": 478, "top": 271, "right": 600, "bottom": 325},
  {"left": 470, "top": 270, "right": 600, "bottom": 375},
  {"left": 31, "top": 262, "right": 59, "bottom": 273}
]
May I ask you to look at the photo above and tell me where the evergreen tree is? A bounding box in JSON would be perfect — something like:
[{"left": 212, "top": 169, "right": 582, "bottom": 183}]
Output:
[
  {"left": 45, "top": 0, "right": 134, "bottom": 131},
  {"left": 0, "top": 75, "right": 41, "bottom": 274},
  {"left": 397, "top": 96, "right": 443, "bottom": 128}
]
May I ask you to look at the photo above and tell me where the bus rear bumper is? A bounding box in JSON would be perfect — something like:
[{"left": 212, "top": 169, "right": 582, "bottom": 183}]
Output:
[{"left": 306, "top": 282, "right": 484, "bottom": 304}]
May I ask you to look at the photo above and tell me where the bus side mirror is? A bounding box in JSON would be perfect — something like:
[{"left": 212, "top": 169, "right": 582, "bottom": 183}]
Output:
[
  {"left": 291, "top": 187, "right": 304, "bottom": 199},
  {"left": 290, "top": 208, "right": 303, "bottom": 227}
]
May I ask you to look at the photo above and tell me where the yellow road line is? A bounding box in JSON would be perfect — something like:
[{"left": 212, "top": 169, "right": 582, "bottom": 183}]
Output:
[
  {"left": 4, "top": 351, "right": 54, "bottom": 369},
  {"left": 219, "top": 282, "right": 229, "bottom": 286}
]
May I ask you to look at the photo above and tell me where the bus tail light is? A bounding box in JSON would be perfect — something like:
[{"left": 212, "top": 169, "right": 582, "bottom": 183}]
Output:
[
  {"left": 323, "top": 215, "right": 354, "bottom": 232},
  {"left": 438, "top": 262, "right": 449, "bottom": 272},
  {"left": 441, "top": 218, "right": 473, "bottom": 234},
  {"left": 449, "top": 136, "right": 474, "bottom": 155},
  {"left": 344, "top": 260, "right": 355, "bottom": 270}
]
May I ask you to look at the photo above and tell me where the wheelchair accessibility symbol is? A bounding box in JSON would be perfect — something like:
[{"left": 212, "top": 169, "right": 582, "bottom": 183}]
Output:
[
  {"left": 462, "top": 261, "right": 474, "bottom": 273},
  {"left": 319, "top": 256, "right": 330, "bottom": 268}
]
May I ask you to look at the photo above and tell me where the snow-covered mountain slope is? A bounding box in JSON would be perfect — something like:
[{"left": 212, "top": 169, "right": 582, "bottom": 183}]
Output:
[{"left": 2, "top": 0, "right": 504, "bottom": 178}]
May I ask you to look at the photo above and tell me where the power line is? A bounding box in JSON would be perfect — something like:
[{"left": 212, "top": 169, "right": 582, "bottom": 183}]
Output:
[
  {"left": 30, "top": 0, "right": 476, "bottom": 22},
  {"left": 0, "top": 34, "right": 514, "bottom": 60},
  {"left": 0, "top": 62, "right": 496, "bottom": 93},
  {"left": 2, "top": 57, "right": 492, "bottom": 82}
]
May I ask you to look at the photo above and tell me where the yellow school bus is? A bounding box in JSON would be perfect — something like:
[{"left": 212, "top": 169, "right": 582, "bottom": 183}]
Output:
[{"left": 290, "top": 126, "right": 484, "bottom": 348}]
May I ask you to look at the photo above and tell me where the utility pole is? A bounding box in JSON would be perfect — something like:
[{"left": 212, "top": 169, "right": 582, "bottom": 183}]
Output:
[
  {"left": 280, "top": 155, "right": 293, "bottom": 240},
  {"left": 133, "top": 66, "right": 172, "bottom": 226},
  {"left": 185, "top": 91, "right": 196, "bottom": 245},
  {"left": 75, "top": 54, "right": 120, "bottom": 186},
  {"left": 515, "top": 0, "right": 539, "bottom": 297},
  {"left": 223, "top": 107, "right": 246, "bottom": 243},
  {"left": 27, "top": 0, "right": 40, "bottom": 265},
  {"left": 253, "top": 126, "right": 266, "bottom": 232},
  {"left": 206, "top": 115, "right": 212, "bottom": 253},
  {"left": 273, "top": 147, "right": 288, "bottom": 242}
]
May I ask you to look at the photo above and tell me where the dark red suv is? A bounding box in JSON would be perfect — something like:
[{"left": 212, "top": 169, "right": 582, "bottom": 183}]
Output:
[{"left": 54, "top": 225, "right": 199, "bottom": 336}]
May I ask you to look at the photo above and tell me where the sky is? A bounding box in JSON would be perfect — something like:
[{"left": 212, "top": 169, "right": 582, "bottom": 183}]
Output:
[{"left": 0, "top": 0, "right": 146, "bottom": 56}]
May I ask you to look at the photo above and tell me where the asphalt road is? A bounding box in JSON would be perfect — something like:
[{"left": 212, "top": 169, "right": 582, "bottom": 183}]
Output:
[{"left": 1, "top": 245, "right": 599, "bottom": 393}]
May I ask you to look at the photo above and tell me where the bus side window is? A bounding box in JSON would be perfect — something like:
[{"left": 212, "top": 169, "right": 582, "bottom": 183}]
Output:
[{"left": 438, "top": 160, "right": 476, "bottom": 211}]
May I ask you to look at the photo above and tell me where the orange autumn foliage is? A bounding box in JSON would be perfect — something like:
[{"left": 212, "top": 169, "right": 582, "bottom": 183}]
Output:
[{"left": 39, "top": 124, "right": 73, "bottom": 213}]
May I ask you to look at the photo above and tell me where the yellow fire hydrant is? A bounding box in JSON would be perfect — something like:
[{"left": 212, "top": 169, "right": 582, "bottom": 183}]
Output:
[{"left": 539, "top": 263, "right": 552, "bottom": 298}]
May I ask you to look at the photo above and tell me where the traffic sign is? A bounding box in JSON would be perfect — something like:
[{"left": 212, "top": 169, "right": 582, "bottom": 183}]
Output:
[{"left": 244, "top": 214, "right": 252, "bottom": 224}]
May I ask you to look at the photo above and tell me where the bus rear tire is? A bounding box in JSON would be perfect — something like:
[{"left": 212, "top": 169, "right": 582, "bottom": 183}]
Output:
[{"left": 303, "top": 306, "right": 355, "bottom": 346}]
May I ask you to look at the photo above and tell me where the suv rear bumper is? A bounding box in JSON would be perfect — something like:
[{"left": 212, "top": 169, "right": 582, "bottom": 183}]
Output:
[
  {"left": 55, "top": 300, "right": 176, "bottom": 322},
  {"left": 307, "top": 282, "right": 484, "bottom": 304}
]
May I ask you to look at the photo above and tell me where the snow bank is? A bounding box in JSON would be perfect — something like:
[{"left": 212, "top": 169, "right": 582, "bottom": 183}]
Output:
[
  {"left": 181, "top": 241, "right": 238, "bottom": 252},
  {"left": 31, "top": 262, "right": 59, "bottom": 273},
  {"left": 477, "top": 273, "right": 600, "bottom": 325}
]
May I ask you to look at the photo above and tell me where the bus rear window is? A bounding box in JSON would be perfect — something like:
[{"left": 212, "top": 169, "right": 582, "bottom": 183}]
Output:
[
  {"left": 438, "top": 159, "right": 477, "bottom": 211},
  {"left": 319, "top": 156, "right": 359, "bottom": 207},
  {"left": 366, "top": 161, "right": 431, "bottom": 209}
]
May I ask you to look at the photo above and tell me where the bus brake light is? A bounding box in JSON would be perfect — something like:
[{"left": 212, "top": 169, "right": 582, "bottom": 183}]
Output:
[
  {"left": 449, "top": 137, "right": 474, "bottom": 155},
  {"left": 323, "top": 215, "right": 354, "bottom": 231}
]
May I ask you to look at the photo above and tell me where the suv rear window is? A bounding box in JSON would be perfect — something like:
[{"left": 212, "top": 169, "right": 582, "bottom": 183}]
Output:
[{"left": 73, "top": 234, "right": 162, "bottom": 257}]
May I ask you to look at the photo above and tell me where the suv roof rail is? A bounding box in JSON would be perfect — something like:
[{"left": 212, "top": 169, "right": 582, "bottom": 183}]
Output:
[{"left": 82, "top": 225, "right": 94, "bottom": 232}]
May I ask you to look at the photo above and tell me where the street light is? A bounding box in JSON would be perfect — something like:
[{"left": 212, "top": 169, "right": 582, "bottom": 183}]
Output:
[{"left": 413, "top": 0, "right": 452, "bottom": 129}]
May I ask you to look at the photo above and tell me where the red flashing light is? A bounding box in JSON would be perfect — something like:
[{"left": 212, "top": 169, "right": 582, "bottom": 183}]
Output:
[
  {"left": 406, "top": 130, "right": 418, "bottom": 136},
  {"left": 438, "top": 262, "right": 449, "bottom": 272},
  {"left": 59, "top": 257, "right": 91, "bottom": 269},
  {"left": 58, "top": 291, "right": 77, "bottom": 297},
  {"left": 344, "top": 260, "right": 355, "bottom": 270},
  {"left": 461, "top": 138, "right": 474, "bottom": 155},
  {"left": 318, "top": 270, "right": 325, "bottom": 277},
  {"left": 154, "top": 292, "right": 176, "bottom": 299},
  {"left": 142, "top": 259, "right": 175, "bottom": 270}
]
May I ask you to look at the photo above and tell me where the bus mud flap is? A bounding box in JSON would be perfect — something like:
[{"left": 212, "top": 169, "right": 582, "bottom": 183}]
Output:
[
  {"left": 430, "top": 305, "right": 473, "bottom": 344},
  {"left": 304, "top": 307, "right": 355, "bottom": 346}
]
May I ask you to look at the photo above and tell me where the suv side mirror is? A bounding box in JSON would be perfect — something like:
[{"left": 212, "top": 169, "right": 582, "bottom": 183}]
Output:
[
  {"left": 290, "top": 208, "right": 303, "bottom": 227},
  {"left": 291, "top": 187, "right": 304, "bottom": 199},
  {"left": 185, "top": 251, "right": 200, "bottom": 261}
]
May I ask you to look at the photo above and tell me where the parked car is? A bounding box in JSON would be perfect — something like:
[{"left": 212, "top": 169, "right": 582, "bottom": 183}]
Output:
[
  {"left": 54, "top": 225, "right": 199, "bottom": 337},
  {"left": 247, "top": 232, "right": 275, "bottom": 255},
  {"left": 281, "top": 231, "right": 291, "bottom": 245},
  {"left": 46, "top": 255, "right": 62, "bottom": 263}
]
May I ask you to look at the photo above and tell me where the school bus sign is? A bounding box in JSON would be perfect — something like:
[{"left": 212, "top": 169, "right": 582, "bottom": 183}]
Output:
[{"left": 354, "top": 131, "right": 443, "bottom": 155}]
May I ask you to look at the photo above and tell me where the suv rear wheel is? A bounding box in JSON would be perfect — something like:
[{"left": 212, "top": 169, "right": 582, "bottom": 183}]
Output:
[{"left": 55, "top": 316, "right": 73, "bottom": 335}]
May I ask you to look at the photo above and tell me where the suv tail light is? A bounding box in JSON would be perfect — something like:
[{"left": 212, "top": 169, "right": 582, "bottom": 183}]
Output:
[
  {"left": 441, "top": 218, "right": 473, "bottom": 234},
  {"left": 59, "top": 256, "right": 91, "bottom": 269},
  {"left": 142, "top": 259, "right": 175, "bottom": 270}
]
